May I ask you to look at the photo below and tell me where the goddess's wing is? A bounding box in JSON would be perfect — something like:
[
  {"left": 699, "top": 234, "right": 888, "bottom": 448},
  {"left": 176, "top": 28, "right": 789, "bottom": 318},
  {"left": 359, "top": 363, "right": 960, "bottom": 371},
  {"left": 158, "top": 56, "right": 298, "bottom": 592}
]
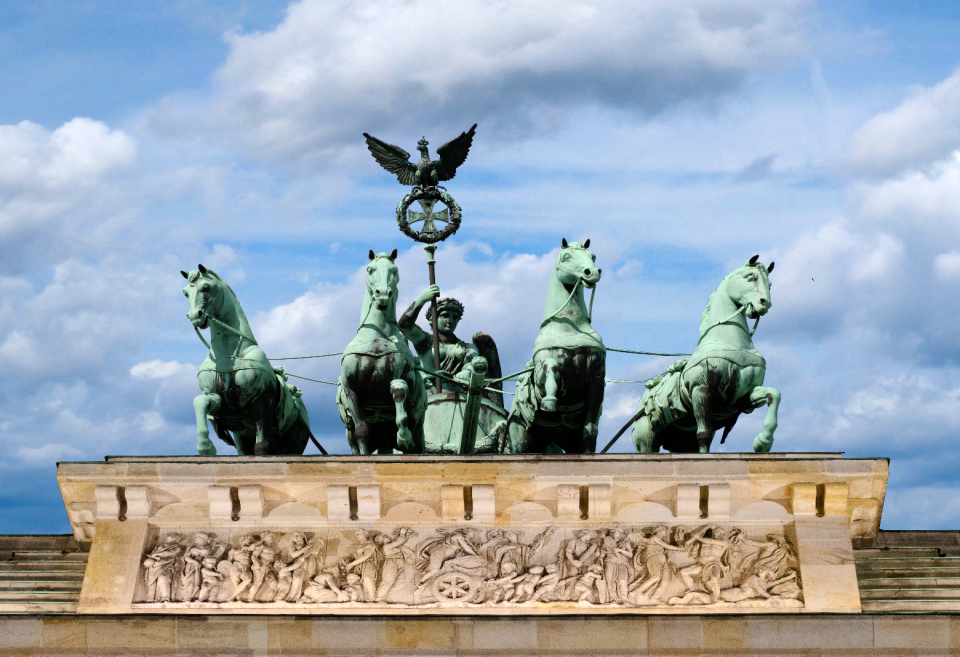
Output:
[{"left": 472, "top": 331, "right": 503, "bottom": 408}]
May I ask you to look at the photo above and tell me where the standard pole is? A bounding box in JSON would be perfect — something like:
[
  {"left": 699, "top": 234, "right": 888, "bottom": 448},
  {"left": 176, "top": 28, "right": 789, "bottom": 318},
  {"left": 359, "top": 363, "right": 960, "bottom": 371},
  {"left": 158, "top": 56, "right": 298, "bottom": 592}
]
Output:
[{"left": 424, "top": 244, "right": 442, "bottom": 394}]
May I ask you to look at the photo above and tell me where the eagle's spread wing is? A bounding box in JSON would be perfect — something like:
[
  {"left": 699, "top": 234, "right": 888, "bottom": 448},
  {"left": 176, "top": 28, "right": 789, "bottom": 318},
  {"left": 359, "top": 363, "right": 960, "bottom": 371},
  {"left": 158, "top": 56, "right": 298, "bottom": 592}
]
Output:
[
  {"left": 435, "top": 124, "right": 477, "bottom": 182},
  {"left": 472, "top": 330, "right": 503, "bottom": 408},
  {"left": 363, "top": 133, "right": 417, "bottom": 185}
]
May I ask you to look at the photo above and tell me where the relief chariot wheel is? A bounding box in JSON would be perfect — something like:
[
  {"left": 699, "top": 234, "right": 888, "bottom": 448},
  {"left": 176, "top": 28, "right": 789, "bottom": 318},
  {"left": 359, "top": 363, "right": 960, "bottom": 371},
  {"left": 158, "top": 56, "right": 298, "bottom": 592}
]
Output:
[{"left": 432, "top": 571, "right": 478, "bottom": 603}]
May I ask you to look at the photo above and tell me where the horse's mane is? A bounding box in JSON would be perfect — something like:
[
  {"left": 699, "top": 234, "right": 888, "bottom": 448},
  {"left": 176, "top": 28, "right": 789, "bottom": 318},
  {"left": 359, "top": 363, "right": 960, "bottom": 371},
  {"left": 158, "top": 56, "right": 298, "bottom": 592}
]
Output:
[{"left": 698, "top": 263, "right": 771, "bottom": 337}]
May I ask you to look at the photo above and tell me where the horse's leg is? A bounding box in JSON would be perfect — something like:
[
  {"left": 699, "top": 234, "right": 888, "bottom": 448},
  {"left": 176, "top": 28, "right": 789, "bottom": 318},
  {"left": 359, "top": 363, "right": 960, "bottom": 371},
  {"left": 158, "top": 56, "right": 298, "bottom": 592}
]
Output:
[
  {"left": 749, "top": 386, "right": 781, "bottom": 452},
  {"left": 390, "top": 379, "right": 414, "bottom": 453},
  {"left": 582, "top": 376, "right": 603, "bottom": 453},
  {"left": 254, "top": 391, "right": 276, "bottom": 456},
  {"left": 540, "top": 356, "right": 560, "bottom": 412},
  {"left": 233, "top": 429, "right": 256, "bottom": 456},
  {"left": 691, "top": 385, "right": 715, "bottom": 454},
  {"left": 193, "top": 393, "right": 221, "bottom": 456},
  {"left": 631, "top": 414, "right": 659, "bottom": 453},
  {"left": 340, "top": 356, "right": 371, "bottom": 454}
]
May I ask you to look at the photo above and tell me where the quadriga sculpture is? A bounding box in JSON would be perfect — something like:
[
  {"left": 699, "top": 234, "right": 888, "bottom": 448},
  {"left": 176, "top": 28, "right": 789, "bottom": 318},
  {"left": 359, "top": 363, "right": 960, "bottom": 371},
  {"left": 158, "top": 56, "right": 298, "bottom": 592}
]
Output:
[
  {"left": 507, "top": 239, "right": 605, "bottom": 453},
  {"left": 337, "top": 250, "right": 427, "bottom": 454},
  {"left": 632, "top": 256, "right": 780, "bottom": 453},
  {"left": 182, "top": 265, "right": 314, "bottom": 455}
]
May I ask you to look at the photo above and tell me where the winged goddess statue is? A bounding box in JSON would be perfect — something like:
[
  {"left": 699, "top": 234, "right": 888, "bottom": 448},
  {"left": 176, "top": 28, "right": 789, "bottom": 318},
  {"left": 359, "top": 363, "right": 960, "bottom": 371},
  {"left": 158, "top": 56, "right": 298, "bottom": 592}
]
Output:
[{"left": 363, "top": 124, "right": 477, "bottom": 191}]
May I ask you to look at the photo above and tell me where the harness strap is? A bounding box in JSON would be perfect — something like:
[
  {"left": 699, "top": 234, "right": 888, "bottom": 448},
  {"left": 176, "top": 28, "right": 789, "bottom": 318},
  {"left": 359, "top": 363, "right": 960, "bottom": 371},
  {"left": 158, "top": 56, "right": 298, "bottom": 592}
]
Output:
[
  {"left": 698, "top": 305, "right": 761, "bottom": 343},
  {"left": 193, "top": 326, "right": 213, "bottom": 353},
  {"left": 206, "top": 314, "right": 258, "bottom": 346},
  {"left": 540, "top": 278, "right": 582, "bottom": 327}
]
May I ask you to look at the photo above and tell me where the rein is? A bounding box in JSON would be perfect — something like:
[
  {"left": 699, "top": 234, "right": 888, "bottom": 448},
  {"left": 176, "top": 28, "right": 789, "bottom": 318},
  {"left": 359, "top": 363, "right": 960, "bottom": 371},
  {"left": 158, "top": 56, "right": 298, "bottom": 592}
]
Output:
[
  {"left": 697, "top": 305, "right": 760, "bottom": 344},
  {"left": 541, "top": 275, "right": 596, "bottom": 326}
]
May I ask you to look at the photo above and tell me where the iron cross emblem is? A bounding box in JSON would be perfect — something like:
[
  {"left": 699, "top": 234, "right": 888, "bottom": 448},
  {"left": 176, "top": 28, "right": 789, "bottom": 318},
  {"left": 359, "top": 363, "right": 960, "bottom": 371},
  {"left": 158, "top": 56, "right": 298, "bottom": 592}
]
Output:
[{"left": 407, "top": 198, "right": 449, "bottom": 237}]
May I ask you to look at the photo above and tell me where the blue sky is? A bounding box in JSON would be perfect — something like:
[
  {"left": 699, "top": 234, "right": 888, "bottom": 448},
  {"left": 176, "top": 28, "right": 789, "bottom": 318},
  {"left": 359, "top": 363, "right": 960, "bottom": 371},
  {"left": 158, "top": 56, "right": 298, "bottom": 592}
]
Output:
[{"left": 2, "top": 0, "right": 960, "bottom": 533}]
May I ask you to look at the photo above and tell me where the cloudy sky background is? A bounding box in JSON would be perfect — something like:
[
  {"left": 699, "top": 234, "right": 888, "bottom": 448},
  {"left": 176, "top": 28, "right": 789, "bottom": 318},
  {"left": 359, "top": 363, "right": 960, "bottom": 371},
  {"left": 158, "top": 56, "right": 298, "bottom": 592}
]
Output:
[{"left": 2, "top": 0, "right": 960, "bottom": 532}]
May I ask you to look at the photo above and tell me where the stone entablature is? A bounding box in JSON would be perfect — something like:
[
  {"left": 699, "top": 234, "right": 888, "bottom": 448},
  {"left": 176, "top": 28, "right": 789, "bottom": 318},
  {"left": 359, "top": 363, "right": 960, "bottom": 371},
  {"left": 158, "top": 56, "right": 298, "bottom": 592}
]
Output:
[{"left": 55, "top": 453, "right": 887, "bottom": 615}]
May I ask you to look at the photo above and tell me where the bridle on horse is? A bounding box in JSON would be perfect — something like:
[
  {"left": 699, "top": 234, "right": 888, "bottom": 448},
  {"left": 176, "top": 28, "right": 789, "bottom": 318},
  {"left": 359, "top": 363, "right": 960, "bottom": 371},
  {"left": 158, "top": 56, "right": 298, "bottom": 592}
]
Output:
[
  {"left": 542, "top": 264, "right": 598, "bottom": 326},
  {"left": 188, "top": 280, "right": 258, "bottom": 358}
]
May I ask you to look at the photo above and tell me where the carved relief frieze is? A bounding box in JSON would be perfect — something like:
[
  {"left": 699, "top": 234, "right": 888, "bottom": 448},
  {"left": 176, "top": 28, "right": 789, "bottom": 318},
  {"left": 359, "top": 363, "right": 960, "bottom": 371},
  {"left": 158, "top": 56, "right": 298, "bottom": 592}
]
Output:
[{"left": 134, "top": 524, "right": 803, "bottom": 610}]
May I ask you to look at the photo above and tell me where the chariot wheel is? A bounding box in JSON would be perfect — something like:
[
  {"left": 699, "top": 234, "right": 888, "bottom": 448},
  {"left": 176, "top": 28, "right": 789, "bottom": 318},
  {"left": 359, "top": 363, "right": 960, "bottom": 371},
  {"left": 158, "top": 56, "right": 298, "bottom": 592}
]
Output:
[{"left": 432, "top": 572, "right": 477, "bottom": 603}]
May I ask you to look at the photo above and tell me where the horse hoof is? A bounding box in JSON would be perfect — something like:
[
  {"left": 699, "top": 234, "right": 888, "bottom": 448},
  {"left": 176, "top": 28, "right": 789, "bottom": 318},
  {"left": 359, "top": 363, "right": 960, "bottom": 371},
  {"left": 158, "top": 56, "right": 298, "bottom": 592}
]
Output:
[
  {"left": 197, "top": 441, "right": 217, "bottom": 456},
  {"left": 753, "top": 433, "right": 773, "bottom": 453},
  {"left": 254, "top": 442, "right": 272, "bottom": 456},
  {"left": 397, "top": 428, "right": 414, "bottom": 452}
]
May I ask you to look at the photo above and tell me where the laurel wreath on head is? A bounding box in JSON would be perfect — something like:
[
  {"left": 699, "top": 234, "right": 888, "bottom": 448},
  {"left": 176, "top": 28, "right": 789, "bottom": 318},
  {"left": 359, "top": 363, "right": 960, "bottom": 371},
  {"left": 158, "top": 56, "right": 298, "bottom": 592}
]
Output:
[{"left": 396, "top": 188, "right": 462, "bottom": 244}]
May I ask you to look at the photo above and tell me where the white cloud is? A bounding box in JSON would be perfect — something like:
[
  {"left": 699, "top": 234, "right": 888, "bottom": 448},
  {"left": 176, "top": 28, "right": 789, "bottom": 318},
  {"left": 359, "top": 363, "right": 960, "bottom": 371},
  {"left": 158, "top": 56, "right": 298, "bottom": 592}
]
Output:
[
  {"left": 0, "top": 118, "right": 136, "bottom": 192},
  {"left": 846, "top": 68, "right": 960, "bottom": 177},
  {"left": 16, "top": 443, "right": 84, "bottom": 465},
  {"left": 137, "top": 411, "right": 165, "bottom": 432},
  {"left": 0, "top": 118, "right": 139, "bottom": 274},
  {"left": 934, "top": 251, "right": 960, "bottom": 280},
  {"left": 850, "top": 152, "right": 960, "bottom": 241},
  {"left": 153, "top": 0, "right": 810, "bottom": 164},
  {"left": 131, "top": 359, "right": 190, "bottom": 379}
]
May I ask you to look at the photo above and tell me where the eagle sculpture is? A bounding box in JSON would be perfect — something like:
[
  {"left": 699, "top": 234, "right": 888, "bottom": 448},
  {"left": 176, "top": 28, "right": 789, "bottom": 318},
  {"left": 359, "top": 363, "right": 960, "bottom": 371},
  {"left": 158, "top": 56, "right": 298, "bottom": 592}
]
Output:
[{"left": 363, "top": 124, "right": 477, "bottom": 189}]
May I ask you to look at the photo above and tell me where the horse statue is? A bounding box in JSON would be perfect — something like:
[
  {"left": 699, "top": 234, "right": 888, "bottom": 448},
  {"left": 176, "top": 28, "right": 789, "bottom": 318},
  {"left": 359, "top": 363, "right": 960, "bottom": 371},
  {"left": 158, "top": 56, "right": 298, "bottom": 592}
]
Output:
[
  {"left": 631, "top": 255, "right": 780, "bottom": 453},
  {"left": 337, "top": 250, "right": 427, "bottom": 454},
  {"left": 506, "top": 238, "right": 605, "bottom": 453},
  {"left": 182, "top": 265, "right": 315, "bottom": 456}
]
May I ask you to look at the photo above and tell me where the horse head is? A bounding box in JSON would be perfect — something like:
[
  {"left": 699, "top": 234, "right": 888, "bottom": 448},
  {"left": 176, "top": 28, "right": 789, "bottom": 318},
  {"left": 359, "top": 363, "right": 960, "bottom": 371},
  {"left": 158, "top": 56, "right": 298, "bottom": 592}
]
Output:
[
  {"left": 366, "top": 249, "right": 399, "bottom": 311},
  {"left": 181, "top": 264, "right": 223, "bottom": 330},
  {"left": 728, "top": 255, "right": 775, "bottom": 319},
  {"left": 556, "top": 238, "right": 601, "bottom": 288}
]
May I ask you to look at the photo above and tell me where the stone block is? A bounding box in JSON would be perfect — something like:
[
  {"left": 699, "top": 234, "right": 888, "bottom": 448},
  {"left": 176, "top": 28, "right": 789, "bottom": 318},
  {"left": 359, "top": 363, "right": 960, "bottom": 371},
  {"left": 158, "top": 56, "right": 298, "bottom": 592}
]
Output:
[
  {"left": 356, "top": 484, "right": 381, "bottom": 520},
  {"left": 791, "top": 482, "right": 817, "bottom": 515},
  {"left": 441, "top": 484, "right": 465, "bottom": 521},
  {"left": 588, "top": 483, "right": 611, "bottom": 519},
  {"left": 708, "top": 483, "right": 730, "bottom": 519},
  {"left": 267, "top": 618, "right": 314, "bottom": 653},
  {"left": 0, "top": 618, "right": 42, "bottom": 649},
  {"left": 124, "top": 486, "right": 151, "bottom": 519},
  {"left": 85, "top": 617, "right": 178, "bottom": 652},
  {"left": 313, "top": 619, "right": 385, "bottom": 651},
  {"left": 557, "top": 484, "right": 580, "bottom": 519},
  {"left": 702, "top": 617, "right": 746, "bottom": 651},
  {"left": 873, "top": 616, "right": 950, "bottom": 650},
  {"left": 797, "top": 564, "right": 861, "bottom": 612},
  {"left": 207, "top": 485, "right": 233, "bottom": 521},
  {"left": 40, "top": 617, "right": 87, "bottom": 654},
  {"left": 536, "top": 619, "right": 647, "bottom": 651},
  {"left": 677, "top": 483, "right": 701, "bottom": 520},
  {"left": 94, "top": 485, "right": 121, "bottom": 520},
  {"left": 648, "top": 617, "right": 703, "bottom": 651},
  {"left": 237, "top": 485, "right": 264, "bottom": 520},
  {"left": 77, "top": 519, "right": 149, "bottom": 613},
  {"left": 385, "top": 619, "right": 456, "bottom": 650},
  {"left": 327, "top": 485, "right": 351, "bottom": 520},
  {"left": 472, "top": 484, "right": 495, "bottom": 520},
  {"left": 472, "top": 619, "right": 538, "bottom": 650},
  {"left": 744, "top": 616, "right": 873, "bottom": 650},
  {"left": 823, "top": 482, "right": 849, "bottom": 516}
]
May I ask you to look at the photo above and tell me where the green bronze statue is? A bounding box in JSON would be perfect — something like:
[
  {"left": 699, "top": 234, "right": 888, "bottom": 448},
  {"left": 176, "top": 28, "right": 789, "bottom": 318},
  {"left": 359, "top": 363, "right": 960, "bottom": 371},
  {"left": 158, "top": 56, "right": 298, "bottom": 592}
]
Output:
[
  {"left": 398, "top": 284, "right": 503, "bottom": 405},
  {"left": 504, "top": 239, "right": 605, "bottom": 453},
  {"left": 363, "top": 125, "right": 476, "bottom": 192},
  {"left": 336, "top": 250, "right": 428, "bottom": 454},
  {"left": 631, "top": 256, "right": 780, "bottom": 453},
  {"left": 182, "top": 265, "right": 315, "bottom": 456}
]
